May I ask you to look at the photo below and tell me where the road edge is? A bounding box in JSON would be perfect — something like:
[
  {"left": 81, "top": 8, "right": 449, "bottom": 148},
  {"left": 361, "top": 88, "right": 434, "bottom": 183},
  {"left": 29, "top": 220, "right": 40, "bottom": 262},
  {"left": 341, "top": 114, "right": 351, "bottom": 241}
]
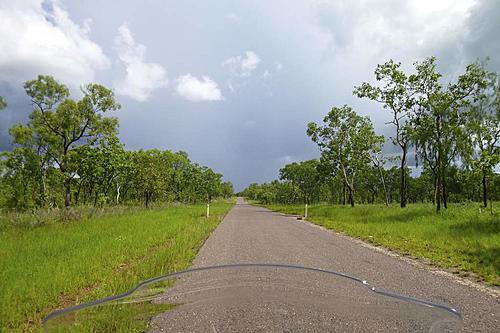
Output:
[{"left": 259, "top": 205, "right": 500, "bottom": 299}]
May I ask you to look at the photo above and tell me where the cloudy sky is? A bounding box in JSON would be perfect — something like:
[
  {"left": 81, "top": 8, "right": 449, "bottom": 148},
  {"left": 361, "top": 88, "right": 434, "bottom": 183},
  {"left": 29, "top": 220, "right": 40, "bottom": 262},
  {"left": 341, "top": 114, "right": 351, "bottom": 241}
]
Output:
[{"left": 0, "top": 0, "right": 499, "bottom": 190}]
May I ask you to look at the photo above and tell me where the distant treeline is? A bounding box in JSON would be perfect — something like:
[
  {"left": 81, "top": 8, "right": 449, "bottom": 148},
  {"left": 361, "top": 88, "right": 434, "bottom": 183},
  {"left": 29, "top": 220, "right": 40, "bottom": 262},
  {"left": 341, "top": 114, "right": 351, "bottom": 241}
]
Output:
[
  {"left": 0, "top": 76, "right": 233, "bottom": 210},
  {"left": 241, "top": 57, "right": 499, "bottom": 211}
]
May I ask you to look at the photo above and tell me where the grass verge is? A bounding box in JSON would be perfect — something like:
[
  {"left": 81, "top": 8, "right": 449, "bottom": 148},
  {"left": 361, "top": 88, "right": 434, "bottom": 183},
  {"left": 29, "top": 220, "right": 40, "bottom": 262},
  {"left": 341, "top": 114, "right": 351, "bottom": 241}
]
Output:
[
  {"left": 262, "top": 202, "right": 499, "bottom": 286},
  {"left": 0, "top": 201, "right": 234, "bottom": 331}
]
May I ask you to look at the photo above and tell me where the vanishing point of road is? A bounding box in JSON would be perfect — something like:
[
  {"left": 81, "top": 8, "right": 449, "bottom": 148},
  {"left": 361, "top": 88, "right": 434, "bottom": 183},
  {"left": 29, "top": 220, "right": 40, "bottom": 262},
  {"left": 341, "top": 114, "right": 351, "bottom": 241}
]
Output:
[{"left": 151, "top": 198, "right": 499, "bottom": 332}]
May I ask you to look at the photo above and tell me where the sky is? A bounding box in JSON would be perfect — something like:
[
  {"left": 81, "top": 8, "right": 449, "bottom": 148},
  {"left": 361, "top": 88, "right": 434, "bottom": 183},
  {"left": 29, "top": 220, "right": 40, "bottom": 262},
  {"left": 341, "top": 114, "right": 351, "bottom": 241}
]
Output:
[{"left": 0, "top": 0, "right": 499, "bottom": 191}]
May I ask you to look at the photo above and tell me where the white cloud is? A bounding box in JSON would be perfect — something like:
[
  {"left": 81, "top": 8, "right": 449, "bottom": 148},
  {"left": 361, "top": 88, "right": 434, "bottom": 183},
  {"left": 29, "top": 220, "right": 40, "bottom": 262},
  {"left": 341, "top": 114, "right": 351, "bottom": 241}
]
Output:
[
  {"left": 0, "top": 0, "right": 110, "bottom": 85},
  {"left": 114, "top": 24, "right": 168, "bottom": 102},
  {"left": 176, "top": 74, "right": 223, "bottom": 102},
  {"left": 313, "top": 0, "right": 479, "bottom": 76},
  {"left": 222, "top": 51, "right": 261, "bottom": 77}
]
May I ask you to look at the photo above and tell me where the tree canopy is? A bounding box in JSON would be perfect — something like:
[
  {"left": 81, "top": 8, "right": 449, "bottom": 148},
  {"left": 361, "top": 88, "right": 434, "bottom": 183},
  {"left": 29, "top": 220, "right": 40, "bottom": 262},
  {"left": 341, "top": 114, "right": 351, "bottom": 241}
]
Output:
[
  {"left": 0, "top": 76, "right": 233, "bottom": 210},
  {"left": 242, "top": 57, "right": 499, "bottom": 211}
]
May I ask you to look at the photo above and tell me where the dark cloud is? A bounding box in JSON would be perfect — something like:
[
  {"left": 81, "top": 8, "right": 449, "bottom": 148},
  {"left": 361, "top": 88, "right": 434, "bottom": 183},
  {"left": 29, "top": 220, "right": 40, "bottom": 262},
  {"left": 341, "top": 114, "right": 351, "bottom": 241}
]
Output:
[
  {"left": 462, "top": 0, "right": 500, "bottom": 70},
  {"left": 1, "top": 0, "right": 499, "bottom": 191}
]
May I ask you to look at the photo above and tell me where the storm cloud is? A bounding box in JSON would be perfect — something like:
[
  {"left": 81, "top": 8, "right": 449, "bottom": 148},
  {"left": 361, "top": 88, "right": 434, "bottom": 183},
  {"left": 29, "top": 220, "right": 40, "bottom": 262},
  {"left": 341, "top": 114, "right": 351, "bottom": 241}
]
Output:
[{"left": 1, "top": 0, "right": 499, "bottom": 191}]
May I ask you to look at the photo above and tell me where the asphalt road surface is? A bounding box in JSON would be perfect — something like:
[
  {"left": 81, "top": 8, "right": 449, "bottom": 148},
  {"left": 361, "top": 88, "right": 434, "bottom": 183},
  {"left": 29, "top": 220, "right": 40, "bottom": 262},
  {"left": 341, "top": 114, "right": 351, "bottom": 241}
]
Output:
[{"left": 150, "top": 198, "right": 499, "bottom": 332}]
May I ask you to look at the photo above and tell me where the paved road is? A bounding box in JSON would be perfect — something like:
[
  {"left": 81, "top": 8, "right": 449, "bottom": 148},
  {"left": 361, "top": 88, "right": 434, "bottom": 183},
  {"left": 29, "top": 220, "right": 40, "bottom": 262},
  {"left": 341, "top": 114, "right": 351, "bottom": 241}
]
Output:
[{"left": 151, "top": 198, "right": 499, "bottom": 332}]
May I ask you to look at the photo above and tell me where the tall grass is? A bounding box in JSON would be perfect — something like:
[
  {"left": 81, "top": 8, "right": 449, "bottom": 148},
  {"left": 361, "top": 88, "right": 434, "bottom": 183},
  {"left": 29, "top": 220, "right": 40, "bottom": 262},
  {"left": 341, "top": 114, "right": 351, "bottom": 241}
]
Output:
[
  {"left": 0, "top": 201, "right": 234, "bottom": 331},
  {"left": 265, "top": 203, "right": 499, "bottom": 286}
]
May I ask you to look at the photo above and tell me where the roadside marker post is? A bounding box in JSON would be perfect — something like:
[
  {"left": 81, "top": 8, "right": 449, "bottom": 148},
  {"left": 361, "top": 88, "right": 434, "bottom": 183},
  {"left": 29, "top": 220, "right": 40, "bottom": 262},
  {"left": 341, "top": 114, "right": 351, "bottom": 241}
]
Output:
[
  {"left": 305, "top": 204, "right": 308, "bottom": 219},
  {"left": 206, "top": 203, "right": 210, "bottom": 218}
]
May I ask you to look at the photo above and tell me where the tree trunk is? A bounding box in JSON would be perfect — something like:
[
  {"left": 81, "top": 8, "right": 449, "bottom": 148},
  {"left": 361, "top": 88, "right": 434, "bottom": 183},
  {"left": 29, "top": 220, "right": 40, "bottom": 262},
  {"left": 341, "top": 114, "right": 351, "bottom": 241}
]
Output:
[
  {"left": 482, "top": 171, "right": 488, "bottom": 208},
  {"left": 342, "top": 182, "right": 346, "bottom": 205},
  {"left": 41, "top": 170, "right": 47, "bottom": 207},
  {"left": 436, "top": 115, "right": 442, "bottom": 213},
  {"left": 377, "top": 163, "right": 389, "bottom": 206},
  {"left": 346, "top": 183, "right": 355, "bottom": 207},
  {"left": 116, "top": 183, "right": 121, "bottom": 205},
  {"left": 442, "top": 168, "right": 448, "bottom": 209},
  {"left": 330, "top": 181, "right": 336, "bottom": 205},
  {"left": 400, "top": 145, "right": 407, "bottom": 208},
  {"left": 64, "top": 177, "right": 71, "bottom": 207},
  {"left": 75, "top": 182, "right": 81, "bottom": 205},
  {"left": 431, "top": 174, "right": 437, "bottom": 205},
  {"left": 436, "top": 172, "right": 441, "bottom": 213}
]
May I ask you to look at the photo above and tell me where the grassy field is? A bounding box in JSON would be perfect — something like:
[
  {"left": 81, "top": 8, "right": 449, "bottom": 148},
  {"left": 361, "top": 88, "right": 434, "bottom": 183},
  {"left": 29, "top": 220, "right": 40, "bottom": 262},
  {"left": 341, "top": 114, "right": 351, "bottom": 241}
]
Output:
[
  {"left": 263, "top": 202, "right": 499, "bottom": 286},
  {"left": 0, "top": 201, "right": 234, "bottom": 332}
]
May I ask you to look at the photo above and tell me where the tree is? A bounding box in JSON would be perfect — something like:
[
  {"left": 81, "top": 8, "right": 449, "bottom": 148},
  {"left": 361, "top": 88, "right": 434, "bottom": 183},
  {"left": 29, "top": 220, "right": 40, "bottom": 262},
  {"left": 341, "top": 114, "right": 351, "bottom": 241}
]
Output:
[
  {"left": 132, "top": 150, "right": 164, "bottom": 208},
  {"left": 370, "top": 151, "right": 390, "bottom": 206},
  {"left": 316, "top": 156, "right": 343, "bottom": 204},
  {"left": 279, "top": 159, "right": 320, "bottom": 204},
  {"left": 71, "top": 136, "right": 126, "bottom": 206},
  {"left": 17, "top": 75, "right": 120, "bottom": 207},
  {"left": 464, "top": 71, "right": 500, "bottom": 207},
  {"left": 8, "top": 122, "right": 53, "bottom": 207},
  {"left": 200, "top": 167, "right": 222, "bottom": 204},
  {"left": 220, "top": 182, "right": 234, "bottom": 198},
  {"left": 411, "top": 58, "right": 487, "bottom": 212},
  {"left": 0, "top": 96, "right": 6, "bottom": 109},
  {"left": 307, "top": 105, "right": 384, "bottom": 207},
  {"left": 354, "top": 60, "right": 415, "bottom": 208},
  {"left": 166, "top": 151, "right": 191, "bottom": 202}
]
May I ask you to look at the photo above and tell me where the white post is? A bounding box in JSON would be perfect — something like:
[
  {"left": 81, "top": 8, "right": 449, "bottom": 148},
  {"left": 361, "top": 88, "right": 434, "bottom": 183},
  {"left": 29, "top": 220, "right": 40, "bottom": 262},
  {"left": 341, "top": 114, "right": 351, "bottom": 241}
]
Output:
[
  {"left": 206, "top": 203, "right": 210, "bottom": 218},
  {"left": 305, "top": 204, "right": 308, "bottom": 219}
]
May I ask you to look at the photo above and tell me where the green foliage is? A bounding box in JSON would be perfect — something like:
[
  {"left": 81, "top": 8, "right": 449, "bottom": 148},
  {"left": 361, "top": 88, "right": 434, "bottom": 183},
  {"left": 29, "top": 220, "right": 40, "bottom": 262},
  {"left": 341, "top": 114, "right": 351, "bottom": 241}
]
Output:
[
  {"left": 199, "top": 167, "right": 223, "bottom": 203},
  {"left": 279, "top": 159, "right": 320, "bottom": 204},
  {"left": 354, "top": 59, "right": 414, "bottom": 207},
  {"left": 410, "top": 57, "right": 489, "bottom": 211},
  {"left": 0, "top": 96, "right": 6, "bottom": 109},
  {"left": 12, "top": 75, "right": 121, "bottom": 207},
  {"left": 307, "top": 105, "right": 384, "bottom": 206},
  {"left": 463, "top": 71, "right": 500, "bottom": 207},
  {"left": 242, "top": 57, "right": 498, "bottom": 212},
  {"left": 0, "top": 76, "right": 233, "bottom": 211}
]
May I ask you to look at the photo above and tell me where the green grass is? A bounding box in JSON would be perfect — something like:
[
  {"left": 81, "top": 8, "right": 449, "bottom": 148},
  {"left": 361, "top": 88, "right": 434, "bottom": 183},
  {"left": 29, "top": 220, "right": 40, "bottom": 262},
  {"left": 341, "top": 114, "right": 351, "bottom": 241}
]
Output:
[
  {"left": 263, "top": 202, "right": 499, "bottom": 286},
  {"left": 0, "top": 201, "right": 234, "bottom": 332}
]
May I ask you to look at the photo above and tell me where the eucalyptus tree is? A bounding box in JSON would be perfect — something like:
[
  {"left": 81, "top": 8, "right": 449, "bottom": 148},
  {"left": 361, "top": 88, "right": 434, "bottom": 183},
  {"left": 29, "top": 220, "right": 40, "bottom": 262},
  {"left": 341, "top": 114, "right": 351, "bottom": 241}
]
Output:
[
  {"left": 200, "top": 167, "right": 222, "bottom": 204},
  {"left": 167, "top": 151, "right": 191, "bottom": 202},
  {"left": 370, "top": 150, "right": 390, "bottom": 206},
  {"left": 132, "top": 149, "right": 165, "bottom": 208},
  {"left": 307, "top": 105, "right": 384, "bottom": 207},
  {"left": 316, "top": 155, "right": 344, "bottom": 204},
  {"left": 72, "top": 136, "right": 126, "bottom": 205},
  {"left": 410, "top": 57, "right": 487, "bottom": 211},
  {"left": 220, "top": 182, "right": 234, "bottom": 198},
  {"left": 8, "top": 123, "right": 52, "bottom": 207},
  {"left": 354, "top": 59, "right": 415, "bottom": 207},
  {"left": 71, "top": 144, "right": 98, "bottom": 205},
  {"left": 279, "top": 159, "right": 320, "bottom": 204},
  {"left": 464, "top": 71, "right": 500, "bottom": 207},
  {"left": 240, "top": 183, "right": 260, "bottom": 201},
  {"left": 17, "top": 75, "right": 121, "bottom": 207},
  {"left": 1, "top": 147, "right": 40, "bottom": 208}
]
